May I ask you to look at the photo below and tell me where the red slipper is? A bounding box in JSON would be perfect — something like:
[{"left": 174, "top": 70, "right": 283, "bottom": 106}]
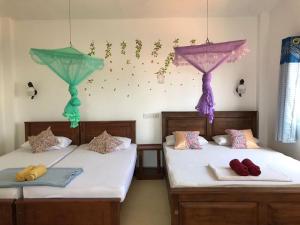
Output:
[
  {"left": 242, "top": 159, "right": 261, "bottom": 176},
  {"left": 229, "top": 159, "right": 249, "bottom": 176}
]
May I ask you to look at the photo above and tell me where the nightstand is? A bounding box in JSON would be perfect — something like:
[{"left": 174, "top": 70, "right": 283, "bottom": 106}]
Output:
[{"left": 136, "top": 144, "right": 164, "bottom": 180}]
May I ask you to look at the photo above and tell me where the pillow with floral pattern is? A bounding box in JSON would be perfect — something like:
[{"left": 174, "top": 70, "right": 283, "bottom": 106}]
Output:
[
  {"left": 225, "top": 129, "right": 259, "bottom": 149},
  {"left": 28, "top": 127, "right": 59, "bottom": 153},
  {"left": 174, "top": 131, "right": 201, "bottom": 150},
  {"left": 88, "top": 130, "right": 123, "bottom": 154}
]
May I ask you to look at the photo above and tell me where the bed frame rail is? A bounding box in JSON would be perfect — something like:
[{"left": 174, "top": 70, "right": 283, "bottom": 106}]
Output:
[
  {"left": 16, "top": 198, "right": 120, "bottom": 225},
  {"left": 169, "top": 188, "right": 300, "bottom": 225}
]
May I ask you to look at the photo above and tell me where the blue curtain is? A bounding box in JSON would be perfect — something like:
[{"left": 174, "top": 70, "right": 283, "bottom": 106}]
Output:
[{"left": 277, "top": 36, "right": 300, "bottom": 143}]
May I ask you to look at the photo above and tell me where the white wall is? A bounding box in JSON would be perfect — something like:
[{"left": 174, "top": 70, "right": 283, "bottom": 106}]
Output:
[
  {"left": 7, "top": 17, "right": 259, "bottom": 164},
  {"left": 0, "top": 18, "right": 15, "bottom": 155},
  {"left": 3, "top": 3, "right": 300, "bottom": 164},
  {"left": 257, "top": 12, "right": 270, "bottom": 146},
  {"left": 261, "top": 0, "right": 300, "bottom": 160}
]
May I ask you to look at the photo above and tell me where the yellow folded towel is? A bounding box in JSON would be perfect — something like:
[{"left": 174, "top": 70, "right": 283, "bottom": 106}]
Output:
[
  {"left": 16, "top": 165, "right": 35, "bottom": 182},
  {"left": 16, "top": 165, "right": 47, "bottom": 182},
  {"left": 25, "top": 165, "right": 47, "bottom": 181}
]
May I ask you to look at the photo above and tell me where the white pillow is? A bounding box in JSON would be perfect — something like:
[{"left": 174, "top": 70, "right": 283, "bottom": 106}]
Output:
[
  {"left": 212, "top": 135, "right": 231, "bottom": 146},
  {"left": 114, "top": 136, "right": 131, "bottom": 149},
  {"left": 20, "top": 141, "right": 31, "bottom": 149},
  {"left": 21, "top": 136, "right": 72, "bottom": 150},
  {"left": 54, "top": 136, "right": 72, "bottom": 149},
  {"left": 166, "top": 135, "right": 176, "bottom": 145},
  {"left": 198, "top": 136, "right": 208, "bottom": 145},
  {"left": 165, "top": 135, "right": 208, "bottom": 146}
]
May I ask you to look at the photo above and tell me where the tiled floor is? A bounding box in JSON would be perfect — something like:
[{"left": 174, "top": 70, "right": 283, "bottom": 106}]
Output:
[{"left": 121, "top": 179, "right": 170, "bottom": 225}]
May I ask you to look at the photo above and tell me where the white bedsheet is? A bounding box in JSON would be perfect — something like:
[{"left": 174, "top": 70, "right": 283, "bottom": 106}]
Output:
[
  {"left": 23, "top": 144, "right": 137, "bottom": 202},
  {"left": 0, "top": 145, "right": 77, "bottom": 199},
  {"left": 164, "top": 142, "right": 300, "bottom": 188}
]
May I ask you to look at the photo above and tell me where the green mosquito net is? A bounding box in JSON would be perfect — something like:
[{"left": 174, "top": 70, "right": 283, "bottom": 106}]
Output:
[{"left": 30, "top": 47, "right": 104, "bottom": 128}]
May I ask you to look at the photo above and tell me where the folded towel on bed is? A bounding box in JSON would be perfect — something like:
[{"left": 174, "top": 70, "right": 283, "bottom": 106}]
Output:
[
  {"left": 229, "top": 159, "right": 249, "bottom": 176},
  {"left": 209, "top": 164, "right": 292, "bottom": 182},
  {"left": 0, "top": 168, "right": 83, "bottom": 188},
  {"left": 16, "top": 165, "right": 47, "bottom": 182},
  {"left": 25, "top": 165, "right": 47, "bottom": 181},
  {"left": 242, "top": 159, "right": 261, "bottom": 176}
]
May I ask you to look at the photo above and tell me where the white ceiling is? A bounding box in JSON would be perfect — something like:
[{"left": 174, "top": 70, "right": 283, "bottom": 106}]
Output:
[{"left": 0, "top": 0, "right": 280, "bottom": 20}]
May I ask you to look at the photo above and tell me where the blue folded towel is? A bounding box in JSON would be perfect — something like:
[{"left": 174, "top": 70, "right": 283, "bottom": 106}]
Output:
[{"left": 0, "top": 168, "right": 83, "bottom": 188}]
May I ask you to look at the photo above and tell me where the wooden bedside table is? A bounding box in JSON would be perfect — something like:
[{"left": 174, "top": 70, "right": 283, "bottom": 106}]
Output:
[{"left": 136, "top": 144, "right": 164, "bottom": 180}]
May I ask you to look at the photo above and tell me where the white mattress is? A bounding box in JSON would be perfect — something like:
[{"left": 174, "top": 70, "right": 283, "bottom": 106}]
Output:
[
  {"left": 164, "top": 142, "right": 300, "bottom": 188},
  {"left": 23, "top": 144, "right": 137, "bottom": 202},
  {"left": 0, "top": 145, "right": 77, "bottom": 199}
]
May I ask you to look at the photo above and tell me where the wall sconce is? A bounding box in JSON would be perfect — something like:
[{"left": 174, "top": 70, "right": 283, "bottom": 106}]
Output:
[
  {"left": 236, "top": 79, "right": 246, "bottom": 97},
  {"left": 27, "top": 82, "right": 37, "bottom": 99}
]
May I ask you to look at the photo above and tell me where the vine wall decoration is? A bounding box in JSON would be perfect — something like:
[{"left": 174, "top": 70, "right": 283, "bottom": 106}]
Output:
[
  {"left": 84, "top": 38, "right": 200, "bottom": 98},
  {"left": 105, "top": 41, "right": 112, "bottom": 59},
  {"left": 155, "top": 52, "right": 175, "bottom": 84},
  {"left": 120, "top": 41, "right": 127, "bottom": 55},
  {"left": 155, "top": 38, "right": 179, "bottom": 83},
  {"left": 88, "top": 41, "right": 96, "bottom": 56},
  {"left": 190, "top": 39, "right": 196, "bottom": 45},
  {"left": 87, "top": 79, "right": 94, "bottom": 84},
  {"left": 135, "top": 39, "right": 143, "bottom": 59},
  {"left": 173, "top": 38, "right": 180, "bottom": 47},
  {"left": 151, "top": 40, "right": 162, "bottom": 58}
]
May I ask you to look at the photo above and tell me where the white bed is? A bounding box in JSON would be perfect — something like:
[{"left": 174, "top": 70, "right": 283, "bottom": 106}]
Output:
[
  {"left": 0, "top": 145, "right": 77, "bottom": 199},
  {"left": 164, "top": 142, "right": 300, "bottom": 188},
  {"left": 23, "top": 144, "right": 137, "bottom": 202}
]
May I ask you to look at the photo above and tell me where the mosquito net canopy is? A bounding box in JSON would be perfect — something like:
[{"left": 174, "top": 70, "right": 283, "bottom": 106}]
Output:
[
  {"left": 30, "top": 47, "right": 104, "bottom": 128},
  {"left": 174, "top": 40, "right": 249, "bottom": 123}
]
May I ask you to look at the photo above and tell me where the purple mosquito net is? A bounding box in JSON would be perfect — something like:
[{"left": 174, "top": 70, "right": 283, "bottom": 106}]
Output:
[{"left": 173, "top": 40, "right": 249, "bottom": 123}]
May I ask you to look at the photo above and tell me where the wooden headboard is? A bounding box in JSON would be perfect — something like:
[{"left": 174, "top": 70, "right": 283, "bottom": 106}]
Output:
[
  {"left": 25, "top": 122, "right": 80, "bottom": 145},
  {"left": 80, "top": 121, "right": 136, "bottom": 144},
  {"left": 162, "top": 111, "right": 258, "bottom": 141}
]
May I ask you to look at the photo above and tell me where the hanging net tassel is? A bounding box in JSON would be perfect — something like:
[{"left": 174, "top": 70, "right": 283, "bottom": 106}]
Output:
[
  {"left": 195, "top": 73, "right": 214, "bottom": 123},
  {"left": 63, "top": 85, "right": 81, "bottom": 128}
]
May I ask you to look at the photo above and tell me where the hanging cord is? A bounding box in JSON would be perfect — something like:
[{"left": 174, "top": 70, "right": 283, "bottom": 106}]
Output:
[
  {"left": 68, "top": 0, "right": 72, "bottom": 47},
  {"left": 205, "top": 0, "right": 210, "bottom": 44}
]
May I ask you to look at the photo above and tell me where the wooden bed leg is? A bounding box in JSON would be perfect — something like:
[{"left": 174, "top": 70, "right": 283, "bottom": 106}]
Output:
[
  {"left": 170, "top": 194, "right": 179, "bottom": 225},
  {"left": 113, "top": 201, "right": 120, "bottom": 225},
  {"left": 0, "top": 199, "right": 15, "bottom": 225}
]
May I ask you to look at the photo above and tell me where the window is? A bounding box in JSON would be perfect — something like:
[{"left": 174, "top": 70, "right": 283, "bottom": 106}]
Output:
[{"left": 277, "top": 36, "right": 300, "bottom": 143}]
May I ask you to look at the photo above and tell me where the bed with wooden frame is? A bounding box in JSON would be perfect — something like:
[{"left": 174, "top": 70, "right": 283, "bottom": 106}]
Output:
[
  {"left": 162, "top": 111, "right": 300, "bottom": 225},
  {"left": 0, "top": 122, "right": 80, "bottom": 225},
  {"left": 15, "top": 120, "right": 135, "bottom": 225}
]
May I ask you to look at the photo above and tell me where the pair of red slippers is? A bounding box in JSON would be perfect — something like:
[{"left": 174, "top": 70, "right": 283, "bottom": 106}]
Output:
[{"left": 229, "top": 159, "right": 261, "bottom": 176}]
